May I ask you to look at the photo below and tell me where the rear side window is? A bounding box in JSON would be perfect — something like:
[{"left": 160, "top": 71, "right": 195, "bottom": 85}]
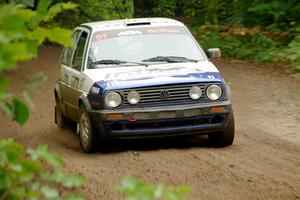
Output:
[{"left": 60, "top": 30, "right": 81, "bottom": 66}]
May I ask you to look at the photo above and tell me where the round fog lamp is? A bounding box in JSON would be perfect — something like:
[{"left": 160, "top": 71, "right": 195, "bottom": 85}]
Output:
[
  {"left": 105, "top": 92, "right": 122, "bottom": 108},
  {"left": 127, "top": 90, "right": 140, "bottom": 105},
  {"left": 189, "top": 86, "right": 202, "bottom": 100},
  {"left": 206, "top": 85, "right": 222, "bottom": 100}
]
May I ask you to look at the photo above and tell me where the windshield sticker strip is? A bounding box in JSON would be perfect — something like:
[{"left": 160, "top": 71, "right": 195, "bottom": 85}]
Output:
[{"left": 93, "top": 26, "right": 188, "bottom": 41}]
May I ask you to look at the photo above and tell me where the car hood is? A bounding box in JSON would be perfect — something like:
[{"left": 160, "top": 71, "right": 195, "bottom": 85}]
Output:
[{"left": 84, "top": 61, "right": 223, "bottom": 90}]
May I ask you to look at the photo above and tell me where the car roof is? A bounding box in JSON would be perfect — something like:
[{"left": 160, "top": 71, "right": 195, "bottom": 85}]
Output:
[{"left": 81, "top": 18, "right": 185, "bottom": 32}]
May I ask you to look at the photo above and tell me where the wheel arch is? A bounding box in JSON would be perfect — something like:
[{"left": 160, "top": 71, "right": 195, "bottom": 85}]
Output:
[
  {"left": 54, "top": 83, "right": 62, "bottom": 102},
  {"left": 78, "top": 93, "right": 91, "bottom": 111}
]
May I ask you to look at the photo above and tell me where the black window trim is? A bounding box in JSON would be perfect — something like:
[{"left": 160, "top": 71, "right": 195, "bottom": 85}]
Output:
[
  {"left": 79, "top": 25, "right": 92, "bottom": 71},
  {"left": 60, "top": 29, "right": 82, "bottom": 67},
  {"left": 67, "top": 27, "right": 91, "bottom": 72}
]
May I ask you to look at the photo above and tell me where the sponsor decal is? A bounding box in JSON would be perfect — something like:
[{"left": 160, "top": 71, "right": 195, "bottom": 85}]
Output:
[
  {"left": 92, "top": 26, "right": 188, "bottom": 41},
  {"left": 95, "top": 34, "right": 108, "bottom": 41},
  {"left": 118, "top": 30, "right": 142, "bottom": 36},
  {"left": 146, "top": 28, "right": 181, "bottom": 34},
  {"left": 104, "top": 67, "right": 203, "bottom": 80}
]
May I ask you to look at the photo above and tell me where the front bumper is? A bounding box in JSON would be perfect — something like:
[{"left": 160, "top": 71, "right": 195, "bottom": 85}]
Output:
[{"left": 89, "top": 100, "right": 232, "bottom": 138}]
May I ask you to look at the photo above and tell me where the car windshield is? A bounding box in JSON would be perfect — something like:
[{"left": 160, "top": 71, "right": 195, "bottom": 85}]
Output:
[{"left": 87, "top": 26, "right": 206, "bottom": 69}]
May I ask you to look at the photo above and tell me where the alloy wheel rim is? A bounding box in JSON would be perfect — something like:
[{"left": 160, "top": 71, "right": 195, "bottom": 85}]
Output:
[{"left": 80, "top": 112, "right": 90, "bottom": 147}]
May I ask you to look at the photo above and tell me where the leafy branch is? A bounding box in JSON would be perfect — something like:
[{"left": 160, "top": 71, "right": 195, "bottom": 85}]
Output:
[
  {"left": 115, "top": 175, "right": 190, "bottom": 200},
  {"left": 0, "top": 0, "right": 77, "bottom": 125},
  {"left": 0, "top": 138, "right": 85, "bottom": 200}
]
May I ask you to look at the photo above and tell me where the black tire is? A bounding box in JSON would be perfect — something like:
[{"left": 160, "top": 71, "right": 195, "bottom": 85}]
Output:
[
  {"left": 209, "top": 112, "right": 235, "bottom": 147},
  {"left": 55, "top": 99, "right": 69, "bottom": 129},
  {"left": 78, "top": 106, "right": 97, "bottom": 153}
]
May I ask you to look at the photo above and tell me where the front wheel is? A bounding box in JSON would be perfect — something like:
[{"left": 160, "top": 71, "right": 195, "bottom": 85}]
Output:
[
  {"left": 79, "top": 106, "right": 97, "bottom": 153},
  {"left": 209, "top": 112, "right": 235, "bottom": 147}
]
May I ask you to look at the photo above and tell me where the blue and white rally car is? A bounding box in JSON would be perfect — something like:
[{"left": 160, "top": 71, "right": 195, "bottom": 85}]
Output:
[{"left": 54, "top": 18, "right": 235, "bottom": 153}]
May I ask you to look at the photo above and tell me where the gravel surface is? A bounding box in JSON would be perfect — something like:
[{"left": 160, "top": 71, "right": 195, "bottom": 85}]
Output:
[{"left": 1, "top": 46, "right": 299, "bottom": 200}]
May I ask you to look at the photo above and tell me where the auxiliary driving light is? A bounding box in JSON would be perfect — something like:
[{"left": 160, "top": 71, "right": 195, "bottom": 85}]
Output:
[
  {"left": 189, "top": 86, "right": 202, "bottom": 100},
  {"left": 127, "top": 90, "right": 140, "bottom": 105}
]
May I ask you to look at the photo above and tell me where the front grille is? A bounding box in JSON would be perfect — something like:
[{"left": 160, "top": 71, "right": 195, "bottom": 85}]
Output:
[{"left": 121, "top": 83, "right": 223, "bottom": 106}]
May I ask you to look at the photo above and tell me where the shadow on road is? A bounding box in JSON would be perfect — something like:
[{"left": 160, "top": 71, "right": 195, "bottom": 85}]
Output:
[{"left": 95, "top": 135, "right": 213, "bottom": 154}]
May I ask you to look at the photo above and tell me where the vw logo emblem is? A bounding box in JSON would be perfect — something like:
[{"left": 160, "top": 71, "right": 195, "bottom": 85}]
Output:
[{"left": 160, "top": 90, "right": 170, "bottom": 100}]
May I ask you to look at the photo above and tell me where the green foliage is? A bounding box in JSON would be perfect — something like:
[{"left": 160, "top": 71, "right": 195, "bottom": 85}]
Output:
[
  {"left": 240, "top": 0, "right": 300, "bottom": 31},
  {"left": 195, "top": 24, "right": 300, "bottom": 72},
  {"left": 53, "top": 0, "right": 134, "bottom": 28},
  {"left": 285, "top": 34, "right": 300, "bottom": 72},
  {"left": 0, "top": 3, "right": 86, "bottom": 199},
  {"left": 141, "top": 0, "right": 300, "bottom": 31},
  {"left": 196, "top": 29, "right": 280, "bottom": 63},
  {"left": 0, "top": 0, "right": 77, "bottom": 125},
  {"left": 115, "top": 175, "right": 190, "bottom": 200},
  {"left": 0, "top": 138, "right": 85, "bottom": 200},
  {"left": 9, "top": 98, "right": 29, "bottom": 125},
  {"left": 44, "top": 2, "right": 78, "bottom": 22},
  {"left": 152, "top": 0, "right": 176, "bottom": 18},
  {"left": 133, "top": 0, "right": 300, "bottom": 73}
]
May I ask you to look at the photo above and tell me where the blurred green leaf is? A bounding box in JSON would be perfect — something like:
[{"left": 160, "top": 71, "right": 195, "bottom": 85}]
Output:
[
  {"left": 62, "top": 174, "right": 85, "bottom": 188},
  {"left": 0, "top": 0, "right": 83, "bottom": 198},
  {"left": 28, "top": 27, "right": 48, "bottom": 44},
  {"left": 63, "top": 193, "right": 85, "bottom": 200},
  {"left": 41, "top": 185, "right": 59, "bottom": 199},
  {"left": 0, "top": 14, "right": 26, "bottom": 39},
  {"left": 19, "top": 0, "right": 35, "bottom": 7},
  {"left": 0, "top": 46, "right": 16, "bottom": 69},
  {"left": 0, "top": 76, "right": 8, "bottom": 96},
  {"left": 28, "top": 145, "right": 63, "bottom": 167},
  {"left": 20, "top": 159, "right": 41, "bottom": 172},
  {"left": 5, "top": 41, "right": 35, "bottom": 61},
  {"left": 28, "top": 14, "right": 42, "bottom": 30},
  {"left": 22, "top": 91, "right": 34, "bottom": 108},
  {"left": 45, "top": 153, "right": 63, "bottom": 168},
  {"left": 11, "top": 98, "right": 29, "bottom": 125},
  {"left": 16, "top": 7, "right": 36, "bottom": 21},
  {"left": 0, "top": 32, "right": 9, "bottom": 44},
  {"left": 46, "top": 27, "right": 72, "bottom": 46},
  {"left": 0, "top": 101, "right": 14, "bottom": 118},
  {"left": 116, "top": 175, "right": 190, "bottom": 200},
  {"left": 36, "top": 0, "right": 51, "bottom": 16},
  {"left": 0, "top": 138, "right": 86, "bottom": 200},
  {"left": 51, "top": 170, "right": 64, "bottom": 183},
  {"left": 44, "top": 2, "right": 78, "bottom": 22}
]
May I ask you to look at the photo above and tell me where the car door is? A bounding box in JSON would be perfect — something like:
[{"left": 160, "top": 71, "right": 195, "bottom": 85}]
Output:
[
  {"left": 66, "top": 29, "right": 90, "bottom": 121},
  {"left": 58, "top": 29, "right": 81, "bottom": 117}
]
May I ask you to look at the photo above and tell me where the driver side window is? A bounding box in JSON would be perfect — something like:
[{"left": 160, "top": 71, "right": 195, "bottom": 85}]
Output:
[
  {"left": 60, "top": 30, "right": 81, "bottom": 66},
  {"left": 71, "top": 31, "right": 88, "bottom": 71}
]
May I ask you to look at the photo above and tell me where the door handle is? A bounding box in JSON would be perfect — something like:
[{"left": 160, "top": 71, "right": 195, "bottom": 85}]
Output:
[{"left": 71, "top": 76, "right": 80, "bottom": 87}]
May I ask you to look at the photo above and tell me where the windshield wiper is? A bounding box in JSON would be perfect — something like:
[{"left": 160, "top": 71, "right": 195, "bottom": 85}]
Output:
[
  {"left": 92, "top": 59, "right": 148, "bottom": 67},
  {"left": 142, "top": 56, "right": 199, "bottom": 63}
]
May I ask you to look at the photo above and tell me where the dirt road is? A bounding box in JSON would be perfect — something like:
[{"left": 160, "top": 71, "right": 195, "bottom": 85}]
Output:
[{"left": 1, "top": 46, "right": 299, "bottom": 200}]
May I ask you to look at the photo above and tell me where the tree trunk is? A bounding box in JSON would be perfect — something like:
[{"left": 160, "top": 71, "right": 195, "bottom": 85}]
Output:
[{"left": 133, "top": 0, "right": 155, "bottom": 17}]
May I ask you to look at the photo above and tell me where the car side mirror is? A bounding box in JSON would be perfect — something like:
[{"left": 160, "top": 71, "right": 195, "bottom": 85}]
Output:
[{"left": 207, "top": 48, "right": 221, "bottom": 59}]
